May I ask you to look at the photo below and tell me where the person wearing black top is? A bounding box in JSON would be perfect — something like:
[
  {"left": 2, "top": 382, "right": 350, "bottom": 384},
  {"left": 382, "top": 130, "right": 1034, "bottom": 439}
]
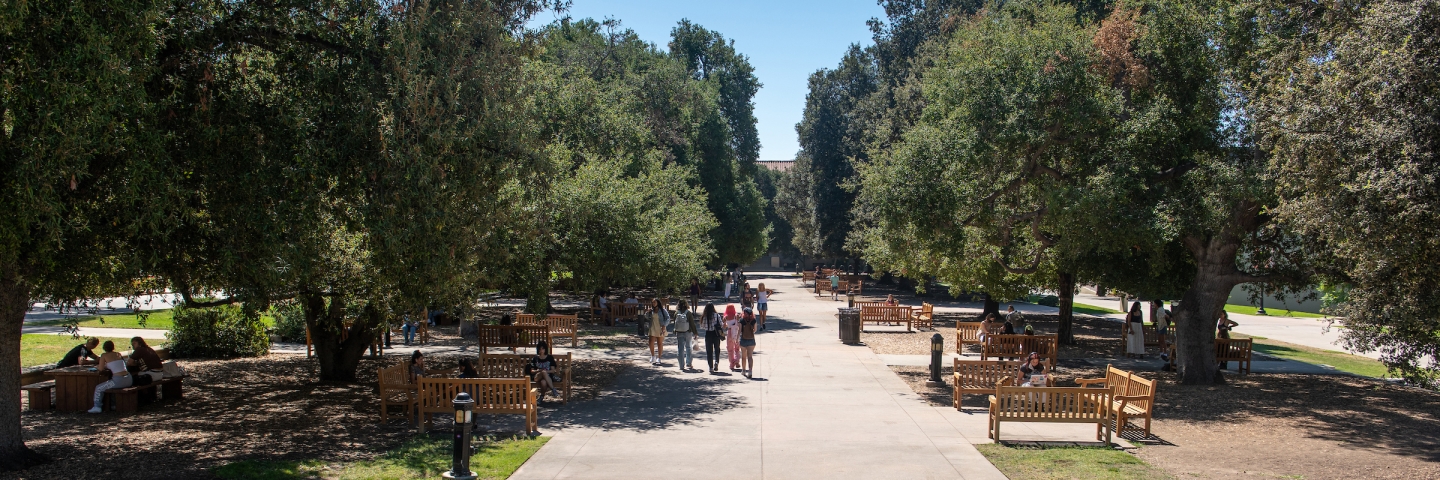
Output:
[
  {"left": 1017, "top": 353, "right": 1047, "bottom": 386},
  {"left": 57, "top": 338, "right": 100, "bottom": 368},
  {"left": 529, "top": 341, "right": 560, "bottom": 400},
  {"left": 457, "top": 358, "right": 480, "bottom": 379}
]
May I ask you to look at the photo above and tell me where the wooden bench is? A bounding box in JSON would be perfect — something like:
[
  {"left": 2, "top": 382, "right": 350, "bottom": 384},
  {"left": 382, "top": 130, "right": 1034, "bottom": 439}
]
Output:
[
  {"left": 952, "top": 360, "right": 1035, "bottom": 408},
  {"left": 516, "top": 314, "right": 579, "bottom": 348},
  {"left": 416, "top": 377, "right": 537, "bottom": 434},
  {"left": 607, "top": 303, "right": 640, "bottom": 325},
  {"left": 981, "top": 334, "right": 1059, "bottom": 366},
  {"left": 378, "top": 364, "right": 416, "bottom": 423},
  {"left": 1216, "top": 338, "right": 1253, "bottom": 374},
  {"left": 477, "top": 325, "right": 551, "bottom": 354},
  {"left": 956, "top": 321, "right": 1005, "bottom": 350},
  {"left": 105, "top": 377, "right": 184, "bottom": 413},
  {"left": 859, "top": 305, "right": 913, "bottom": 331},
  {"left": 989, "top": 384, "right": 1114, "bottom": 444},
  {"left": 477, "top": 353, "right": 573, "bottom": 404},
  {"left": 802, "top": 271, "right": 816, "bottom": 287},
  {"left": 913, "top": 302, "right": 934, "bottom": 329},
  {"left": 22, "top": 380, "right": 55, "bottom": 411},
  {"left": 1077, "top": 364, "right": 1158, "bottom": 438},
  {"left": 816, "top": 280, "right": 849, "bottom": 296}
]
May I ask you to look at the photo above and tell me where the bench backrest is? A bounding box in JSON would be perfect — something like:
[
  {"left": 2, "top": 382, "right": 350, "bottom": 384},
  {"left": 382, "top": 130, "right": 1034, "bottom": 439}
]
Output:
[
  {"left": 475, "top": 353, "right": 572, "bottom": 380},
  {"left": 1215, "top": 338, "right": 1252, "bottom": 361},
  {"left": 417, "top": 377, "right": 533, "bottom": 413},
  {"left": 859, "top": 305, "right": 912, "bottom": 323},
  {"left": 853, "top": 301, "right": 885, "bottom": 310},
  {"left": 378, "top": 364, "right": 410, "bottom": 391},
  {"left": 953, "top": 359, "right": 1022, "bottom": 388},
  {"left": 1142, "top": 323, "right": 1161, "bottom": 346},
  {"left": 515, "top": 314, "right": 578, "bottom": 337},
  {"left": 982, "top": 334, "right": 1058, "bottom": 363},
  {"left": 956, "top": 322, "right": 1006, "bottom": 344},
  {"left": 477, "top": 325, "right": 552, "bottom": 350},
  {"left": 609, "top": 303, "right": 639, "bottom": 318},
  {"left": 1120, "top": 371, "right": 1156, "bottom": 412},
  {"left": 991, "top": 385, "right": 1112, "bottom": 420}
]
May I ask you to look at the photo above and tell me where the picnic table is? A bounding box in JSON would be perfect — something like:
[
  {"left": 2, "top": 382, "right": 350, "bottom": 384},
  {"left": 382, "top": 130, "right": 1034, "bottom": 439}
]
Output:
[{"left": 46, "top": 366, "right": 107, "bottom": 413}]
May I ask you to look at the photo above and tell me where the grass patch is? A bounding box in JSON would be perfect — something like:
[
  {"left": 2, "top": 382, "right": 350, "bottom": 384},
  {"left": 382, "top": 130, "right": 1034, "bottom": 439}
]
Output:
[
  {"left": 31, "top": 309, "right": 276, "bottom": 330},
  {"left": 1223, "top": 304, "right": 1327, "bottom": 318},
  {"left": 213, "top": 434, "right": 548, "bottom": 480},
  {"left": 1245, "top": 336, "right": 1389, "bottom": 378},
  {"left": 977, "top": 444, "right": 1170, "bottom": 480},
  {"left": 1072, "top": 304, "right": 1123, "bottom": 315},
  {"left": 20, "top": 334, "right": 160, "bottom": 368}
]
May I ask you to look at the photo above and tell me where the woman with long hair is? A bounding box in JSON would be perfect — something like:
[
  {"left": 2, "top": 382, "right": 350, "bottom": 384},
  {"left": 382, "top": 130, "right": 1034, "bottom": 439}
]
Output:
[
  {"left": 739, "top": 307, "right": 758, "bottom": 379},
  {"left": 699, "top": 303, "right": 723, "bottom": 373},
  {"left": 724, "top": 304, "right": 741, "bottom": 371},
  {"left": 755, "top": 283, "right": 772, "bottom": 331},
  {"left": 1125, "top": 302, "right": 1146, "bottom": 358},
  {"left": 87, "top": 341, "right": 130, "bottom": 413},
  {"left": 647, "top": 298, "right": 670, "bottom": 365}
]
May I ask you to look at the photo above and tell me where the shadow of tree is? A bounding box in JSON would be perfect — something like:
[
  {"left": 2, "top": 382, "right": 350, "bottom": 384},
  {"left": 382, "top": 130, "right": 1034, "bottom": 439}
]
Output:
[{"left": 539, "top": 366, "right": 746, "bottom": 432}]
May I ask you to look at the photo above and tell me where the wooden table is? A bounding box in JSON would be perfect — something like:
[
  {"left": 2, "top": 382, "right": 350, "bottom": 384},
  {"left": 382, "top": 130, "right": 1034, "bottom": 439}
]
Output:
[{"left": 47, "top": 366, "right": 107, "bottom": 413}]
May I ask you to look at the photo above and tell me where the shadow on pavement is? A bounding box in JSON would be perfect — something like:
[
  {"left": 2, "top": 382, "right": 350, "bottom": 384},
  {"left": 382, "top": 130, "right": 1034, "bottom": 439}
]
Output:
[{"left": 540, "top": 364, "right": 746, "bottom": 432}]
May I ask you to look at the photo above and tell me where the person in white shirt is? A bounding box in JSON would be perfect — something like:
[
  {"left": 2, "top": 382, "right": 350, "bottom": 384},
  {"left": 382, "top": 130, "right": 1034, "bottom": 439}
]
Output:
[{"left": 755, "top": 283, "right": 772, "bottom": 331}]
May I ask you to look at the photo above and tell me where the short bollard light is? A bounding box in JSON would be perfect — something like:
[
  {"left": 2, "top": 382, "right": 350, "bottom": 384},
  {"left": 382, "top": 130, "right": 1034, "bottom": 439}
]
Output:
[
  {"left": 926, "top": 333, "right": 944, "bottom": 387},
  {"left": 443, "top": 392, "right": 476, "bottom": 480},
  {"left": 847, "top": 287, "right": 856, "bottom": 308}
]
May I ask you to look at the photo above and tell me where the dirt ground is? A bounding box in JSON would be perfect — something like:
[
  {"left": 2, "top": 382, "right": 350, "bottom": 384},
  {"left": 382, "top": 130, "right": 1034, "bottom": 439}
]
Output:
[{"left": 14, "top": 309, "right": 634, "bottom": 480}]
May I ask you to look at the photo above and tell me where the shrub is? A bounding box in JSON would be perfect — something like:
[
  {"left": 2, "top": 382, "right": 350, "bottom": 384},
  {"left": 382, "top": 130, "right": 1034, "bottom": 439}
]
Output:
[
  {"left": 1028, "top": 294, "right": 1060, "bottom": 307},
  {"left": 272, "top": 302, "right": 307, "bottom": 343},
  {"left": 167, "top": 305, "right": 270, "bottom": 358}
]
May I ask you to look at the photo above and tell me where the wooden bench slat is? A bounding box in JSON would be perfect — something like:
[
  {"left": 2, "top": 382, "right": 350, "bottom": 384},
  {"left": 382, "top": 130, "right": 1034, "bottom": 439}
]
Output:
[{"left": 416, "top": 378, "right": 537, "bottom": 434}]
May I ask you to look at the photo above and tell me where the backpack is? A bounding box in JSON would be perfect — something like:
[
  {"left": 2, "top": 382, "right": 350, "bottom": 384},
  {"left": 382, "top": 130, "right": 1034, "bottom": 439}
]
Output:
[{"left": 672, "top": 311, "right": 689, "bottom": 333}]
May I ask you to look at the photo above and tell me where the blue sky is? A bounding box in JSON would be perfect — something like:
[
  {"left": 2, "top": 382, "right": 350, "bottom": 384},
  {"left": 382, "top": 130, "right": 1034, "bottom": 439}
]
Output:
[{"left": 527, "top": 0, "right": 886, "bottom": 160}]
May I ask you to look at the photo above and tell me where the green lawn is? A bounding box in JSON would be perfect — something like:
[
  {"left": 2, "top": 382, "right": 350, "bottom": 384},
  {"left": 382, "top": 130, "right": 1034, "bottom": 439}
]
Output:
[
  {"left": 213, "top": 434, "right": 549, "bottom": 480},
  {"left": 977, "top": 444, "right": 1171, "bottom": 480},
  {"left": 21, "top": 334, "right": 163, "bottom": 368},
  {"left": 1223, "top": 304, "right": 1327, "bottom": 318},
  {"left": 1233, "top": 333, "right": 1389, "bottom": 378},
  {"left": 1072, "top": 304, "right": 1123, "bottom": 315},
  {"left": 30, "top": 309, "right": 276, "bottom": 330}
]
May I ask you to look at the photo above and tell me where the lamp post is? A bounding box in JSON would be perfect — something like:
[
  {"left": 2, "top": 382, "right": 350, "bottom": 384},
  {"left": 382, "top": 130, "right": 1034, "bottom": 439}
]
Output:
[
  {"left": 443, "top": 392, "right": 476, "bottom": 480},
  {"left": 926, "top": 333, "right": 944, "bottom": 387}
]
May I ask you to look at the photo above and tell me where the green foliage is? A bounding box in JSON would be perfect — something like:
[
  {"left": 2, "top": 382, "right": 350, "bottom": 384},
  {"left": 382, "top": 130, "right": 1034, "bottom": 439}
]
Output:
[
  {"left": 271, "top": 303, "right": 307, "bottom": 343},
  {"left": 167, "top": 305, "right": 270, "bottom": 359}
]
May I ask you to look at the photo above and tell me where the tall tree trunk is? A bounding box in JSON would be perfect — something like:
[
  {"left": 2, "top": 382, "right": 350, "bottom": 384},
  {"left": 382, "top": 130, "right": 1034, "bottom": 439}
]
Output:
[
  {"left": 1057, "top": 272, "right": 1076, "bottom": 344},
  {"left": 0, "top": 266, "right": 49, "bottom": 470},
  {"left": 303, "top": 294, "right": 373, "bottom": 382},
  {"left": 981, "top": 294, "right": 1000, "bottom": 320},
  {"left": 1174, "top": 234, "right": 1248, "bottom": 385}
]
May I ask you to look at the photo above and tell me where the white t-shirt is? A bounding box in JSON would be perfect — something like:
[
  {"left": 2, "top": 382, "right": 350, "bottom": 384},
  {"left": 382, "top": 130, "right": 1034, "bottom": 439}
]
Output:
[{"left": 757, "top": 290, "right": 768, "bottom": 304}]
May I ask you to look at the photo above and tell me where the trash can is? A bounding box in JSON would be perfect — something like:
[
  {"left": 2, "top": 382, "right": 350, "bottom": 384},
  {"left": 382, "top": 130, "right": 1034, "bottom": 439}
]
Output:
[{"left": 838, "top": 308, "right": 860, "bottom": 345}]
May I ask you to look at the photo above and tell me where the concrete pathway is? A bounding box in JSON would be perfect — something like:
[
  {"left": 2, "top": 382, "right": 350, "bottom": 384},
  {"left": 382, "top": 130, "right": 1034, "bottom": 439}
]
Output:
[{"left": 511, "top": 274, "right": 1013, "bottom": 480}]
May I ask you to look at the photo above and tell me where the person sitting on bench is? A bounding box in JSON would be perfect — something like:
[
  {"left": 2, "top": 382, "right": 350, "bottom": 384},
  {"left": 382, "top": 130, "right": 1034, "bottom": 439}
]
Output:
[
  {"left": 528, "top": 341, "right": 561, "bottom": 400},
  {"left": 1017, "top": 353, "right": 1047, "bottom": 386},
  {"left": 126, "top": 337, "right": 165, "bottom": 384},
  {"left": 88, "top": 341, "right": 131, "bottom": 413},
  {"left": 57, "top": 337, "right": 100, "bottom": 368}
]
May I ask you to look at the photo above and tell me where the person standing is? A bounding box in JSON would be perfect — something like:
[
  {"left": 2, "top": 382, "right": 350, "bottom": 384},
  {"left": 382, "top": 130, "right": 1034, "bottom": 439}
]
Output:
[
  {"left": 647, "top": 299, "right": 670, "bottom": 365},
  {"left": 1125, "top": 302, "right": 1146, "bottom": 358},
  {"left": 699, "top": 303, "right": 723, "bottom": 373},
  {"left": 739, "top": 307, "right": 758, "bottom": 379},
  {"left": 828, "top": 272, "right": 840, "bottom": 301},
  {"left": 673, "top": 300, "right": 697, "bottom": 371},
  {"left": 87, "top": 341, "right": 131, "bottom": 413},
  {"left": 1217, "top": 311, "right": 1239, "bottom": 369},
  {"left": 740, "top": 283, "right": 754, "bottom": 310},
  {"left": 1153, "top": 300, "right": 1171, "bottom": 364},
  {"left": 689, "top": 280, "right": 701, "bottom": 313},
  {"left": 57, "top": 337, "right": 100, "bottom": 368},
  {"left": 724, "top": 270, "right": 733, "bottom": 300},
  {"left": 724, "top": 305, "right": 741, "bottom": 371},
  {"left": 755, "top": 283, "right": 772, "bottom": 331}
]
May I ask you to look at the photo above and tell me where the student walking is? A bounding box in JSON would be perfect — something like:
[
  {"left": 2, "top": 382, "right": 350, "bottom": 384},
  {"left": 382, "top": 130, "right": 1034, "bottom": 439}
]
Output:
[
  {"left": 755, "top": 283, "right": 772, "bottom": 331},
  {"left": 647, "top": 299, "right": 670, "bottom": 365},
  {"left": 739, "top": 307, "right": 758, "bottom": 379},
  {"left": 699, "top": 303, "right": 724, "bottom": 373},
  {"left": 673, "top": 300, "right": 697, "bottom": 371},
  {"left": 724, "top": 305, "right": 741, "bottom": 371}
]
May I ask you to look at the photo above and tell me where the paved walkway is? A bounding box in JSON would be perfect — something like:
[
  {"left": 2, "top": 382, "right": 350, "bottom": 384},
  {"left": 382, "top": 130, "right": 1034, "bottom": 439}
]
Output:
[{"left": 512, "top": 274, "right": 1016, "bottom": 480}]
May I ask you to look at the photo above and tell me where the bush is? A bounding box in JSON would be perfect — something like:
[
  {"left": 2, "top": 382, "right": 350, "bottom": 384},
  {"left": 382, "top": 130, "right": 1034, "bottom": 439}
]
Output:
[
  {"left": 1028, "top": 294, "right": 1060, "bottom": 307},
  {"left": 167, "top": 305, "right": 271, "bottom": 358},
  {"left": 272, "top": 302, "right": 307, "bottom": 343}
]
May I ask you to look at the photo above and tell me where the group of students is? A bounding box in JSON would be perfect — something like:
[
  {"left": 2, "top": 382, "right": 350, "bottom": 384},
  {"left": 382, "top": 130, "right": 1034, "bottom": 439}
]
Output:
[
  {"left": 976, "top": 305, "right": 1035, "bottom": 344},
  {"left": 641, "top": 299, "right": 761, "bottom": 379},
  {"left": 406, "top": 340, "right": 565, "bottom": 402},
  {"left": 57, "top": 337, "right": 166, "bottom": 414}
]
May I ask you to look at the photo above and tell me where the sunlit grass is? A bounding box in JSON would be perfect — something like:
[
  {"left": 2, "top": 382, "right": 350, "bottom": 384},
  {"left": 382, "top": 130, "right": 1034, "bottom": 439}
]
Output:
[
  {"left": 21, "top": 334, "right": 163, "bottom": 368},
  {"left": 1232, "top": 333, "right": 1389, "bottom": 378},
  {"left": 977, "top": 444, "right": 1171, "bottom": 480},
  {"left": 213, "top": 434, "right": 549, "bottom": 480},
  {"left": 31, "top": 309, "right": 276, "bottom": 330},
  {"left": 1223, "top": 304, "right": 1327, "bottom": 318}
]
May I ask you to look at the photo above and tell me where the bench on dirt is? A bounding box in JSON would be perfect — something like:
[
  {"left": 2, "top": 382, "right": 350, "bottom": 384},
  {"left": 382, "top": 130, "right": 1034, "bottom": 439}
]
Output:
[
  {"left": 104, "top": 376, "right": 184, "bottom": 413},
  {"left": 1215, "top": 338, "right": 1253, "bottom": 374},
  {"left": 912, "top": 303, "right": 934, "bottom": 329},
  {"left": 816, "top": 280, "right": 848, "bottom": 296},
  {"left": 1077, "top": 364, "right": 1158, "bottom": 438},
  {"left": 981, "top": 334, "right": 1059, "bottom": 366},
  {"left": 477, "top": 325, "right": 552, "bottom": 354},
  {"left": 516, "top": 314, "right": 579, "bottom": 348},
  {"left": 953, "top": 359, "right": 1054, "bottom": 409},
  {"left": 859, "top": 305, "right": 913, "bottom": 332},
  {"left": 416, "top": 377, "right": 537, "bottom": 434},
  {"left": 607, "top": 303, "right": 640, "bottom": 325},
  {"left": 378, "top": 364, "right": 416, "bottom": 424},
  {"left": 955, "top": 321, "right": 1006, "bottom": 350},
  {"left": 476, "top": 352, "right": 573, "bottom": 404},
  {"left": 22, "top": 380, "right": 55, "bottom": 411},
  {"left": 989, "top": 384, "right": 1114, "bottom": 444}
]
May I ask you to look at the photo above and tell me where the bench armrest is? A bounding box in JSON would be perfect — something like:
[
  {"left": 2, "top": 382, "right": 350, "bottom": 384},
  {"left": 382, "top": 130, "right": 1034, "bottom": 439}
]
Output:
[
  {"left": 1074, "top": 378, "right": 1107, "bottom": 387},
  {"left": 1115, "top": 395, "right": 1150, "bottom": 403}
]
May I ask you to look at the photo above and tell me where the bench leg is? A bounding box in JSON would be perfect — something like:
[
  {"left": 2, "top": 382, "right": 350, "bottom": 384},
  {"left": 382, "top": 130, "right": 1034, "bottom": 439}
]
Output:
[
  {"left": 140, "top": 386, "right": 158, "bottom": 405},
  {"left": 111, "top": 392, "right": 139, "bottom": 413}
]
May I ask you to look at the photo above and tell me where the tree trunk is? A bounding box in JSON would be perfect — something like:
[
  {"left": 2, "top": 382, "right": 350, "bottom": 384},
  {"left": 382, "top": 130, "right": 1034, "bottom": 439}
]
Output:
[
  {"left": 303, "top": 294, "right": 374, "bottom": 382},
  {"left": 0, "top": 266, "right": 50, "bottom": 470},
  {"left": 1057, "top": 272, "right": 1076, "bottom": 344},
  {"left": 1173, "top": 234, "right": 1249, "bottom": 385},
  {"left": 981, "top": 294, "right": 1000, "bottom": 320}
]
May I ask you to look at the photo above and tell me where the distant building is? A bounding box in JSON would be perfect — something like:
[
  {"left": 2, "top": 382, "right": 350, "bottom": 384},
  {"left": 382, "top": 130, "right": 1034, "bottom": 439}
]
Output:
[{"left": 757, "top": 160, "right": 794, "bottom": 172}]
